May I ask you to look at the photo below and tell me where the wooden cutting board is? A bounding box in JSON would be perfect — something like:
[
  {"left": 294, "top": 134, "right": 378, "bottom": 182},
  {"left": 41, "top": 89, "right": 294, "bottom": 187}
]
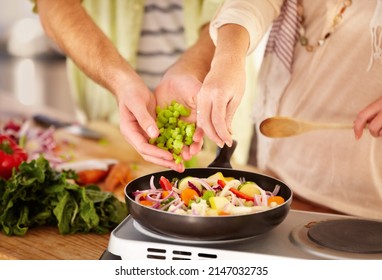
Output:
[{"left": 0, "top": 226, "right": 109, "bottom": 260}]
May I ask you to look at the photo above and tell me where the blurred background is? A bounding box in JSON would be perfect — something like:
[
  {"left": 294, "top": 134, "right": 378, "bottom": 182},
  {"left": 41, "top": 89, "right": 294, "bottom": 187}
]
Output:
[
  {"left": 0, "top": 0, "right": 266, "bottom": 127},
  {"left": 0, "top": 0, "right": 75, "bottom": 115}
]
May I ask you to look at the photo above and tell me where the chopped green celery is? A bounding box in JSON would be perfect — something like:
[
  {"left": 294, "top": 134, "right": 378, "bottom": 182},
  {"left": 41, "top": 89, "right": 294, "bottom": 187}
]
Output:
[
  {"left": 202, "top": 190, "right": 214, "bottom": 206},
  {"left": 166, "top": 138, "right": 174, "bottom": 149},
  {"left": 186, "top": 124, "right": 195, "bottom": 137},
  {"left": 184, "top": 137, "right": 193, "bottom": 145},
  {"left": 150, "top": 101, "right": 195, "bottom": 163},
  {"left": 157, "top": 111, "right": 168, "bottom": 123},
  {"left": 164, "top": 110, "right": 173, "bottom": 118}
]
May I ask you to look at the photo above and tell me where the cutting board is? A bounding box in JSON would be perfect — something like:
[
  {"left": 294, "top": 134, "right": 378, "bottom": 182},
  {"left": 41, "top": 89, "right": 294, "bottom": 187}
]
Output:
[{"left": 0, "top": 226, "right": 109, "bottom": 260}]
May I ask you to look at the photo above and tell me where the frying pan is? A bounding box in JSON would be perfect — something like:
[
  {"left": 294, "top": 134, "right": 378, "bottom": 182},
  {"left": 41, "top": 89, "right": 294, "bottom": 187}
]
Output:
[{"left": 124, "top": 141, "right": 292, "bottom": 241}]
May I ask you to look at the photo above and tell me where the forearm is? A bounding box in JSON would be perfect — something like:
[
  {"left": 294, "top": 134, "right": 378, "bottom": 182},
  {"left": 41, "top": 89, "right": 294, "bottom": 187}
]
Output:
[
  {"left": 211, "top": 24, "right": 249, "bottom": 70},
  {"left": 165, "top": 24, "right": 215, "bottom": 81},
  {"left": 36, "top": 0, "right": 135, "bottom": 94}
]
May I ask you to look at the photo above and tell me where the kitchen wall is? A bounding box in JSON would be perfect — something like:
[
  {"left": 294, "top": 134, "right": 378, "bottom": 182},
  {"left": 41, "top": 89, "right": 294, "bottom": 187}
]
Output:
[{"left": 0, "top": 0, "right": 75, "bottom": 116}]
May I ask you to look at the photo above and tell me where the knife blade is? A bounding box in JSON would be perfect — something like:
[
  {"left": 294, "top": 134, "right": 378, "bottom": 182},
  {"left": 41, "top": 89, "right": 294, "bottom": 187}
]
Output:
[{"left": 32, "top": 114, "right": 103, "bottom": 140}]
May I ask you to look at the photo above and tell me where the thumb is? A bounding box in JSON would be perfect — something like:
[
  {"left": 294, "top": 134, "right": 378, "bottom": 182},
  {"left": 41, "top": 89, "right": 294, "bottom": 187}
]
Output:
[{"left": 131, "top": 104, "right": 159, "bottom": 138}]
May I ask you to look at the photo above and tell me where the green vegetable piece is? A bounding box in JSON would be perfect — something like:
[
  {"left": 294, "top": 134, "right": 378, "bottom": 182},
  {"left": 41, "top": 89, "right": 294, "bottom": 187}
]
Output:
[
  {"left": 150, "top": 101, "right": 195, "bottom": 164},
  {"left": 186, "top": 124, "right": 195, "bottom": 137},
  {"left": 166, "top": 138, "right": 174, "bottom": 149},
  {"left": 157, "top": 111, "right": 168, "bottom": 123},
  {"left": 202, "top": 190, "right": 215, "bottom": 206}
]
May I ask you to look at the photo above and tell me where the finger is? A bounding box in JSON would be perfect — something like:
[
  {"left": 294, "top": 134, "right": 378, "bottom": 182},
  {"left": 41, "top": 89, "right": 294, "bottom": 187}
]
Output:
[
  {"left": 354, "top": 98, "right": 382, "bottom": 139},
  {"left": 131, "top": 137, "right": 175, "bottom": 161},
  {"left": 354, "top": 111, "right": 374, "bottom": 139},
  {"left": 182, "top": 136, "right": 204, "bottom": 159},
  {"left": 129, "top": 102, "right": 159, "bottom": 139},
  {"left": 367, "top": 112, "right": 382, "bottom": 137},
  {"left": 192, "top": 127, "right": 205, "bottom": 143},
  {"left": 197, "top": 95, "right": 224, "bottom": 147},
  {"left": 119, "top": 118, "right": 174, "bottom": 161},
  {"left": 225, "top": 96, "right": 242, "bottom": 135},
  {"left": 142, "top": 153, "right": 185, "bottom": 172},
  {"left": 211, "top": 99, "right": 232, "bottom": 147}
]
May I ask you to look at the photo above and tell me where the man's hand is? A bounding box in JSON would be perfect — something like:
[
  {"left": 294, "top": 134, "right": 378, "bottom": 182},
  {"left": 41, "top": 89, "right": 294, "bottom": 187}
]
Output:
[{"left": 114, "top": 75, "right": 185, "bottom": 170}]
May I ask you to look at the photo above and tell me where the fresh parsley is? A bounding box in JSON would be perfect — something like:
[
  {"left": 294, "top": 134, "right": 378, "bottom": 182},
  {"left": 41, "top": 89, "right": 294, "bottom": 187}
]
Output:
[{"left": 0, "top": 156, "right": 128, "bottom": 236}]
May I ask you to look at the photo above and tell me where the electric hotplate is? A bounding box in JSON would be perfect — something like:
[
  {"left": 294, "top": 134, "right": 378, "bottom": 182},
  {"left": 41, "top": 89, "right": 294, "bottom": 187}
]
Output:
[{"left": 100, "top": 210, "right": 382, "bottom": 260}]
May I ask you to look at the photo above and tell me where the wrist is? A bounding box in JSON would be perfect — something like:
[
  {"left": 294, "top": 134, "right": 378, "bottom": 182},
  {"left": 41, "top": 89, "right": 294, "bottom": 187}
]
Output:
[{"left": 102, "top": 61, "right": 138, "bottom": 95}]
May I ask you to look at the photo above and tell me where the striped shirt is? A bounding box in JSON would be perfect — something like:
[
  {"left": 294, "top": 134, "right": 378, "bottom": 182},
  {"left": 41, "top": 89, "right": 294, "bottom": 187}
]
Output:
[{"left": 136, "top": 0, "right": 185, "bottom": 90}]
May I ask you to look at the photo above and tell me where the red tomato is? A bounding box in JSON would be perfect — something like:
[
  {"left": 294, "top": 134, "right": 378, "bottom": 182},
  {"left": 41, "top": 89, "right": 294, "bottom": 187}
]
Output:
[
  {"left": 0, "top": 135, "right": 28, "bottom": 179},
  {"left": 159, "top": 176, "right": 173, "bottom": 191}
]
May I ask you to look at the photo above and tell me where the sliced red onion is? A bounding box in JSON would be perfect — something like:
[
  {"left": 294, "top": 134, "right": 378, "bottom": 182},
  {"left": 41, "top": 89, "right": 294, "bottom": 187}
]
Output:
[
  {"left": 194, "top": 178, "right": 214, "bottom": 191},
  {"left": 219, "top": 179, "right": 241, "bottom": 197},
  {"left": 168, "top": 200, "right": 185, "bottom": 212},
  {"left": 212, "top": 185, "right": 222, "bottom": 191},
  {"left": 188, "top": 181, "right": 201, "bottom": 196},
  {"left": 272, "top": 184, "right": 281, "bottom": 196},
  {"left": 149, "top": 175, "right": 156, "bottom": 190},
  {"left": 159, "top": 197, "right": 180, "bottom": 211},
  {"left": 254, "top": 194, "right": 262, "bottom": 206},
  {"left": 134, "top": 192, "right": 147, "bottom": 202}
]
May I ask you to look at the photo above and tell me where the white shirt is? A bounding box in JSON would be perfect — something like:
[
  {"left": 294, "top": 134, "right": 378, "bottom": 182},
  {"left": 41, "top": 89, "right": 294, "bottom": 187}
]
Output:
[{"left": 210, "top": 0, "right": 382, "bottom": 220}]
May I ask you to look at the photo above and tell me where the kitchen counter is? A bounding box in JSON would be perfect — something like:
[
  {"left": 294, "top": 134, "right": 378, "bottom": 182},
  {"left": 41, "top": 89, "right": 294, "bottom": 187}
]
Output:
[{"left": 0, "top": 94, "right": 341, "bottom": 260}]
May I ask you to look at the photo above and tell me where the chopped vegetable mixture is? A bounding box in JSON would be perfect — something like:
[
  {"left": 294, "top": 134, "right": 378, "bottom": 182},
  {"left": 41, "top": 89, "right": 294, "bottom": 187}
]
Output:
[{"left": 133, "top": 172, "right": 285, "bottom": 216}]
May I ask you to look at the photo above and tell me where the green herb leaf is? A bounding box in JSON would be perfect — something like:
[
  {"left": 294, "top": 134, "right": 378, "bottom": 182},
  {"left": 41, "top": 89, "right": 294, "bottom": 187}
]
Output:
[{"left": 0, "top": 156, "right": 128, "bottom": 236}]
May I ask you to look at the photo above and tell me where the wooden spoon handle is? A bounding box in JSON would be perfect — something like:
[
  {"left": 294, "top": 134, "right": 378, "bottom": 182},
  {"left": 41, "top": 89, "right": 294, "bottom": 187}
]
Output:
[{"left": 309, "top": 122, "right": 353, "bottom": 130}]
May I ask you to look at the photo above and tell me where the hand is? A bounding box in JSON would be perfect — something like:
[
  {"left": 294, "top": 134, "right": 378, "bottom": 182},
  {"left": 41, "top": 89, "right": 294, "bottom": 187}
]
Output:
[
  {"left": 115, "top": 75, "right": 178, "bottom": 169},
  {"left": 154, "top": 73, "right": 205, "bottom": 171},
  {"left": 195, "top": 54, "right": 246, "bottom": 148},
  {"left": 354, "top": 97, "right": 382, "bottom": 139},
  {"left": 195, "top": 23, "right": 249, "bottom": 148}
]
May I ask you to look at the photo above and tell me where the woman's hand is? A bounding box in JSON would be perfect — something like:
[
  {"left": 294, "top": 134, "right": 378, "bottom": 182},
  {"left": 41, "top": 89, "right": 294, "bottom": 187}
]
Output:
[
  {"left": 195, "top": 23, "right": 249, "bottom": 148},
  {"left": 354, "top": 97, "right": 382, "bottom": 139},
  {"left": 195, "top": 54, "right": 246, "bottom": 148}
]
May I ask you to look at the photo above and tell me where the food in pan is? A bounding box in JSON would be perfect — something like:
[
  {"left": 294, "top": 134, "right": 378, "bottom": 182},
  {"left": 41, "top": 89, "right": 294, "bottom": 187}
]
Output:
[{"left": 132, "top": 172, "right": 285, "bottom": 216}]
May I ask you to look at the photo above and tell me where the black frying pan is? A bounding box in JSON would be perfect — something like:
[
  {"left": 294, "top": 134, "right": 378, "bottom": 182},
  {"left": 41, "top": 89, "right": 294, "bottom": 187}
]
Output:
[{"left": 124, "top": 142, "right": 292, "bottom": 241}]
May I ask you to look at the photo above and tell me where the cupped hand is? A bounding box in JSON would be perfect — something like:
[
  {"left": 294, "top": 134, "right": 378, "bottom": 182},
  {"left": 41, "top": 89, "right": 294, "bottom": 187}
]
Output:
[
  {"left": 195, "top": 56, "right": 246, "bottom": 148},
  {"left": 354, "top": 97, "right": 382, "bottom": 139},
  {"left": 154, "top": 73, "right": 205, "bottom": 170},
  {"left": 115, "top": 76, "right": 181, "bottom": 170}
]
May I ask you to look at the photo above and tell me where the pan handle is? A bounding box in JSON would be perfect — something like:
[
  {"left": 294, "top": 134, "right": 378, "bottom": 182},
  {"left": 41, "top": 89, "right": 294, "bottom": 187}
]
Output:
[{"left": 207, "top": 140, "right": 237, "bottom": 169}]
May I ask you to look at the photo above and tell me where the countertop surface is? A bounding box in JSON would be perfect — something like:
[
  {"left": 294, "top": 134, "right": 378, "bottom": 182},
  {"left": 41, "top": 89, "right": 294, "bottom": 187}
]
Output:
[{"left": 0, "top": 94, "right": 340, "bottom": 260}]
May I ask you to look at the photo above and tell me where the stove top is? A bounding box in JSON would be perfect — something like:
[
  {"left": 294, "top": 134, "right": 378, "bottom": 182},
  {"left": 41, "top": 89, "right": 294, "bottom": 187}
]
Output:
[{"left": 100, "top": 210, "right": 382, "bottom": 260}]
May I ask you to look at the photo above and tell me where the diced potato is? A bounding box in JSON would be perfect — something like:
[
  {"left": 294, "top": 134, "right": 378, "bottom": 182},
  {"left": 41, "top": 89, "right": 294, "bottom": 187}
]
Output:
[
  {"left": 206, "top": 172, "right": 226, "bottom": 185},
  {"left": 209, "top": 196, "right": 232, "bottom": 212},
  {"left": 238, "top": 181, "right": 261, "bottom": 197}
]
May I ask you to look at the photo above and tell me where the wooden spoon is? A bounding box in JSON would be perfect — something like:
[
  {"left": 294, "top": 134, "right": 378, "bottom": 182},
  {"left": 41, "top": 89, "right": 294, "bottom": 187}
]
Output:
[{"left": 259, "top": 116, "right": 353, "bottom": 138}]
